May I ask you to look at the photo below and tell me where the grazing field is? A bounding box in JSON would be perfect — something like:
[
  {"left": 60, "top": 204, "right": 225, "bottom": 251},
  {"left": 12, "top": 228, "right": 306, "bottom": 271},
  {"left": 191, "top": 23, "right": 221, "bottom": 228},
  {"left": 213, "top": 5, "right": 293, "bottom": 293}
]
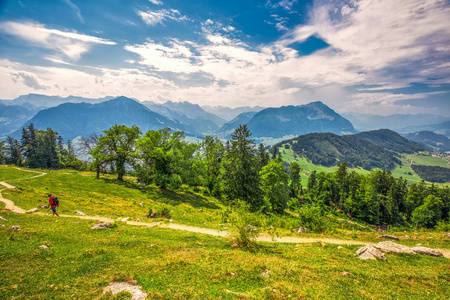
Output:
[
  {"left": 407, "top": 154, "right": 450, "bottom": 168},
  {"left": 1, "top": 166, "right": 450, "bottom": 299}
]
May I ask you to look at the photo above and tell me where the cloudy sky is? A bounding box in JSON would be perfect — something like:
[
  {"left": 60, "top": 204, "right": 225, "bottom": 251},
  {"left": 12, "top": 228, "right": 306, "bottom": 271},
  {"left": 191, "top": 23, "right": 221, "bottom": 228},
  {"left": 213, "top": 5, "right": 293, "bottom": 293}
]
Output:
[{"left": 0, "top": 0, "right": 449, "bottom": 116}]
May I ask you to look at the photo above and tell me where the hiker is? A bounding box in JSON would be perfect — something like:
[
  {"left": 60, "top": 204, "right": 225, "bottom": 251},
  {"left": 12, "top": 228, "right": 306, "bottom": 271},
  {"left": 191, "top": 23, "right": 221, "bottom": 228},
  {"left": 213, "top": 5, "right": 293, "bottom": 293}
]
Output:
[{"left": 48, "top": 194, "right": 60, "bottom": 216}]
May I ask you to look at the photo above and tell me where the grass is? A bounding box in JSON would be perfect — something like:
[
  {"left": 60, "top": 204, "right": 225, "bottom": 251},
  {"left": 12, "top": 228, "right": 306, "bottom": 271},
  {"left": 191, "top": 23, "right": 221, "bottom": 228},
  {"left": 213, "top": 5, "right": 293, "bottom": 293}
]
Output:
[
  {"left": 1, "top": 166, "right": 450, "bottom": 299},
  {"left": 1, "top": 211, "right": 449, "bottom": 299},
  {"left": 406, "top": 153, "right": 450, "bottom": 168}
]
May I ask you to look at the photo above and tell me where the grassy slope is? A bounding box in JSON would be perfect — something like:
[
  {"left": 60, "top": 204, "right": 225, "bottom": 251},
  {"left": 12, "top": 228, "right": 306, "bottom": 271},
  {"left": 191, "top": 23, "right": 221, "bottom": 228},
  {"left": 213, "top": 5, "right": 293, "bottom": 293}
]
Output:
[
  {"left": 1, "top": 211, "right": 449, "bottom": 299},
  {"left": 1, "top": 166, "right": 450, "bottom": 299},
  {"left": 280, "top": 145, "right": 449, "bottom": 187}
]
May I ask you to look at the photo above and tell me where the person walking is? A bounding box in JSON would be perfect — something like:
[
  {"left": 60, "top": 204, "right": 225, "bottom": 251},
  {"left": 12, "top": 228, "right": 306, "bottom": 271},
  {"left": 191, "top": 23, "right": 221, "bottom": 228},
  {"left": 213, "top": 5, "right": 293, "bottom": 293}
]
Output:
[{"left": 48, "top": 194, "right": 60, "bottom": 216}]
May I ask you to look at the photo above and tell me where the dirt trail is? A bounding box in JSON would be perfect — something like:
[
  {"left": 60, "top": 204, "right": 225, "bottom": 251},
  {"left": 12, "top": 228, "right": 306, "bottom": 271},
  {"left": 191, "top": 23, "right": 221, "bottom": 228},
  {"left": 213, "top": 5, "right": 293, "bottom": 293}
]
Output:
[{"left": 1, "top": 168, "right": 449, "bottom": 258}]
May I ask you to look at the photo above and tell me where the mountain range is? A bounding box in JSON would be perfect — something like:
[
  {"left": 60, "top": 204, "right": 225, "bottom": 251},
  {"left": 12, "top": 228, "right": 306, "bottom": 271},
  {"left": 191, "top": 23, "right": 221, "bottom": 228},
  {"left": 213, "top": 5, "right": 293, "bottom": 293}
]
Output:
[{"left": 1, "top": 94, "right": 449, "bottom": 153}]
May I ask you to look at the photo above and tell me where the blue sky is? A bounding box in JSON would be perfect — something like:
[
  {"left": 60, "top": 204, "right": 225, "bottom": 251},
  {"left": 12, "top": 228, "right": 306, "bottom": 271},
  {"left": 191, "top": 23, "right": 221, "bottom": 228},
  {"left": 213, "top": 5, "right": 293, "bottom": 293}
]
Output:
[{"left": 0, "top": 0, "right": 449, "bottom": 116}]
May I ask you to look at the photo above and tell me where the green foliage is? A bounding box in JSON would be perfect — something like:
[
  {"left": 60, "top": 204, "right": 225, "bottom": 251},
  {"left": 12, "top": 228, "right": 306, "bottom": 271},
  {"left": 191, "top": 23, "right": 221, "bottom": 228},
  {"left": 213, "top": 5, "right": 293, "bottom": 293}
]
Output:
[
  {"left": 294, "top": 205, "right": 332, "bottom": 233},
  {"left": 412, "top": 195, "right": 443, "bottom": 228},
  {"left": 434, "top": 220, "right": 450, "bottom": 231},
  {"left": 91, "top": 124, "right": 141, "bottom": 181},
  {"left": 222, "top": 201, "right": 260, "bottom": 249},
  {"left": 411, "top": 164, "right": 450, "bottom": 183},
  {"left": 260, "top": 160, "right": 289, "bottom": 213},
  {"left": 223, "top": 124, "right": 262, "bottom": 210}
]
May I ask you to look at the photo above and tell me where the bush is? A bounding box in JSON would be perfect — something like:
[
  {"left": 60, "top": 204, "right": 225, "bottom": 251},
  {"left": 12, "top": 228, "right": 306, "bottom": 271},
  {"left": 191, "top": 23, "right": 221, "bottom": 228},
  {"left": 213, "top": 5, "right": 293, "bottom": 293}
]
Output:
[
  {"left": 435, "top": 220, "right": 450, "bottom": 231},
  {"left": 295, "top": 205, "right": 332, "bottom": 233},
  {"left": 222, "top": 200, "right": 260, "bottom": 249}
]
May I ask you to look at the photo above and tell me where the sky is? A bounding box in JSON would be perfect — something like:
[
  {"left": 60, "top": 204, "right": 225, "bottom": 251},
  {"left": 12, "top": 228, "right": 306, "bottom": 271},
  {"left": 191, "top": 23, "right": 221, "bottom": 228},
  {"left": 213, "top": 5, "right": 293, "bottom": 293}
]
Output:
[{"left": 0, "top": 0, "right": 449, "bottom": 116}]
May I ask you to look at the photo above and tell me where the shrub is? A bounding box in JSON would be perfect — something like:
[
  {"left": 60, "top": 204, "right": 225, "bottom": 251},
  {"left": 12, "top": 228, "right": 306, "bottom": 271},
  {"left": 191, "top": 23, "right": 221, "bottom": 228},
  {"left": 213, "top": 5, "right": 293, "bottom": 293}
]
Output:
[
  {"left": 222, "top": 200, "right": 260, "bottom": 249},
  {"left": 295, "top": 205, "right": 332, "bottom": 233}
]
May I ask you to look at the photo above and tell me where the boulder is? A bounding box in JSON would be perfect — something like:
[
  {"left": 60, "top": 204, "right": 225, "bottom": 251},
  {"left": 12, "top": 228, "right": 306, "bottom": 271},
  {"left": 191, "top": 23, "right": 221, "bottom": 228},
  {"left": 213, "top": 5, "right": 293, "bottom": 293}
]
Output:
[
  {"left": 356, "top": 245, "right": 386, "bottom": 260},
  {"left": 411, "top": 246, "right": 444, "bottom": 257},
  {"left": 26, "top": 208, "right": 39, "bottom": 214},
  {"left": 0, "top": 216, "right": 6, "bottom": 221},
  {"left": 39, "top": 205, "right": 48, "bottom": 209},
  {"left": 90, "top": 223, "right": 112, "bottom": 230},
  {"left": 296, "top": 227, "right": 308, "bottom": 233},
  {"left": 377, "top": 235, "right": 399, "bottom": 240},
  {"left": 146, "top": 211, "right": 157, "bottom": 218},
  {"left": 375, "top": 241, "right": 415, "bottom": 254},
  {"left": 75, "top": 211, "right": 86, "bottom": 215}
]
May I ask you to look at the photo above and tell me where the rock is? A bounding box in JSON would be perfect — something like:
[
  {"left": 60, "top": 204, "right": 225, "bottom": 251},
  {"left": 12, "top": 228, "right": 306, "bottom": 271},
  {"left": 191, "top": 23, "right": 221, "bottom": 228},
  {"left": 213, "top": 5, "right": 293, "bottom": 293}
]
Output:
[
  {"left": 121, "top": 217, "right": 130, "bottom": 222},
  {"left": 375, "top": 241, "right": 415, "bottom": 254},
  {"left": 261, "top": 269, "right": 271, "bottom": 278},
  {"left": 135, "top": 219, "right": 141, "bottom": 222},
  {"left": 10, "top": 226, "right": 20, "bottom": 230},
  {"left": 39, "top": 245, "right": 49, "bottom": 250},
  {"left": 198, "top": 209, "right": 203, "bottom": 212},
  {"left": 139, "top": 202, "right": 144, "bottom": 207},
  {"left": 103, "top": 282, "right": 147, "bottom": 300},
  {"left": 296, "top": 227, "right": 308, "bottom": 233},
  {"left": 337, "top": 246, "right": 343, "bottom": 249},
  {"left": 90, "top": 223, "right": 112, "bottom": 230},
  {"left": 26, "top": 208, "right": 39, "bottom": 214},
  {"left": 39, "top": 205, "right": 48, "bottom": 209},
  {"left": 446, "top": 233, "right": 450, "bottom": 238},
  {"left": 317, "top": 241, "right": 327, "bottom": 247},
  {"left": 146, "top": 211, "right": 157, "bottom": 218},
  {"left": 0, "top": 216, "right": 6, "bottom": 221},
  {"left": 75, "top": 211, "right": 86, "bottom": 215},
  {"left": 377, "top": 235, "right": 399, "bottom": 240},
  {"left": 169, "top": 219, "right": 174, "bottom": 223},
  {"left": 411, "top": 246, "right": 443, "bottom": 257},
  {"left": 357, "top": 245, "right": 386, "bottom": 260}
]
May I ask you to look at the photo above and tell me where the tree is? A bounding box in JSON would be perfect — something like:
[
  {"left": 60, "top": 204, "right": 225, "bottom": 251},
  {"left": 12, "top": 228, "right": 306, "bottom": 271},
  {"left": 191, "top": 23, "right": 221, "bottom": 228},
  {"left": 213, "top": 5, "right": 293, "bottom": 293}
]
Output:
[
  {"left": 258, "top": 143, "right": 269, "bottom": 168},
  {"left": 21, "top": 124, "right": 38, "bottom": 168},
  {"left": 202, "top": 136, "right": 224, "bottom": 195},
  {"left": 0, "top": 141, "right": 6, "bottom": 164},
  {"left": 412, "top": 195, "right": 443, "bottom": 228},
  {"left": 6, "top": 136, "right": 23, "bottom": 166},
  {"left": 223, "top": 125, "right": 262, "bottom": 209},
  {"left": 289, "top": 161, "right": 302, "bottom": 197},
  {"left": 260, "top": 160, "right": 290, "bottom": 213},
  {"left": 91, "top": 124, "right": 141, "bottom": 181},
  {"left": 136, "top": 128, "right": 202, "bottom": 189}
]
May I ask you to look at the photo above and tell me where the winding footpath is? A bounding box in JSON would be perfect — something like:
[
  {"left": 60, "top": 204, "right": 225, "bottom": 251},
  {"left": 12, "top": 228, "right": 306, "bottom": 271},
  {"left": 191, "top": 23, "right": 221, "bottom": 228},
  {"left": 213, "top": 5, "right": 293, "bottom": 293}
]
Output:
[{"left": 1, "top": 168, "right": 449, "bottom": 255}]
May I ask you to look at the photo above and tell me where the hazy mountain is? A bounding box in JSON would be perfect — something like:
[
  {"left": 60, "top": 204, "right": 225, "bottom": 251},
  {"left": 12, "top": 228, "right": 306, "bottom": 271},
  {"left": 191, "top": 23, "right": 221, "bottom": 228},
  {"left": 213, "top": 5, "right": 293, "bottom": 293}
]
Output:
[
  {"left": 246, "top": 101, "right": 357, "bottom": 139},
  {"left": 277, "top": 132, "right": 400, "bottom": 170},
  {"left": 403, "top": 131, "right": 450, "bottom": 152},
  {"left": 0, "top": 93, "right": 114, "bottom": 109},
  {"left": 202, "top": 105, "right": 265, "bottom": 121},
  {"left": 342, "top": 113, "right": 450, "bottom": 131},
  {"left": 354, "top": 129, "right": 427, "bottom": 153},
  {"left": 12, "top": 97, "right": 187, "bottom": 140},
  {"left": 215, "top": 111, "right": 258, "bottom": 138},
  {"left": 162, "top": 101, "right": 226, "bottom": 127},
  {"left": 399, "top": 121, "right": 450, "bottom": 138},
  {"left": 142, "top": 101, "right": 217, "bottom": 135},
  {"left": 0, "top": 104, "right": 39, "bottom": 139}
]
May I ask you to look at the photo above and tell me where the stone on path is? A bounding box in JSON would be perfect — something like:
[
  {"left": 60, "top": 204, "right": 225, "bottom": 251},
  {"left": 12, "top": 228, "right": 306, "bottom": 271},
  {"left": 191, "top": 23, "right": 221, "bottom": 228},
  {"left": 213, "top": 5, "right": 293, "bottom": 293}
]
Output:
[
  {"left": 411, "top": 246, "right": 443, "bottom": 257},
  {"left": 0, "top": 216, "right": 6, "bottom": 221},
  {"left": 377, "top": 234, "right": 399, "bottom": 240},
  {"left": 296, "top": 227, "right": 308, "bottom": 233},
  {"left": 103, "top": 282, "right": 147, "bottom": 300},
  {"left": 356, "top": 245, "right": 386, "bottom": 260},
  {"left": 26, "top": 208, "right": 39, "bottom": 214},
  {"left": 90, "top": 223, "right": 112, "bottom": 230},
  {"left": 375, "top": 241, "right": 415, "bottom": 254},
  {"left": 121, "top": 217, "right": 130, "bottom": 222},
  {"left": 75, "top": 211, "right": 86, "bottom": 215}
]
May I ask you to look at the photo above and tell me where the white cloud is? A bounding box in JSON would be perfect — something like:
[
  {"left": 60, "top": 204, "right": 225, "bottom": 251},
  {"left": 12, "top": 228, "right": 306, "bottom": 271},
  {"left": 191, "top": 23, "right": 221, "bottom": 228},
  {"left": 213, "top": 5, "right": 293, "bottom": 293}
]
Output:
[
  {"left": 148, "top": 0, "right": 163, "bottom": 5},
  {"left": 62, "top": 0, "right": 84, "bottom": 24},
  {"left": 137, "top": 9, "right": 188, "bottom": 26},
  {"left": 0, "top": 21, "right": 115, "bottom": 61},
  {"left": 266, "top": 0, "right": 298, "bottom": 11}
]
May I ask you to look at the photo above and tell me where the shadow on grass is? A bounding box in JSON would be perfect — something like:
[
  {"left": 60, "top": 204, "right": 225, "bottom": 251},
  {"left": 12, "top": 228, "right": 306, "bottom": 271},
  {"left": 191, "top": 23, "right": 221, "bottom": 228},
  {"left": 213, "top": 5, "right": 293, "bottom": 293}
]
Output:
[{"left": 96, "top": 177, "right": 221, "bottom": 210}]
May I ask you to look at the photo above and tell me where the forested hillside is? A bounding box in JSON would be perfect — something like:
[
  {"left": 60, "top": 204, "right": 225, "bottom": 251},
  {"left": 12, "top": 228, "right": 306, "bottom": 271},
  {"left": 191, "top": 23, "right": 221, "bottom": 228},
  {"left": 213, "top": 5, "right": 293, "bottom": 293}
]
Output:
[
  {"left": 355, "top": 129, "right": 427, "bottom": 153},
  {"left": 278, "top": 132, "right": 401, "bottom": 170}
]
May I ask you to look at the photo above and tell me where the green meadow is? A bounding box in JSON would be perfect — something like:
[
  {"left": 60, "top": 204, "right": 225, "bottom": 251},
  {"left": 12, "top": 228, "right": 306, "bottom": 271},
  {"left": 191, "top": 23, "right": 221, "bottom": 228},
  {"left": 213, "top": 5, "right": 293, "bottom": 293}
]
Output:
[{"left": 1, "top": 166, "right": 450, "bottom": 299}]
